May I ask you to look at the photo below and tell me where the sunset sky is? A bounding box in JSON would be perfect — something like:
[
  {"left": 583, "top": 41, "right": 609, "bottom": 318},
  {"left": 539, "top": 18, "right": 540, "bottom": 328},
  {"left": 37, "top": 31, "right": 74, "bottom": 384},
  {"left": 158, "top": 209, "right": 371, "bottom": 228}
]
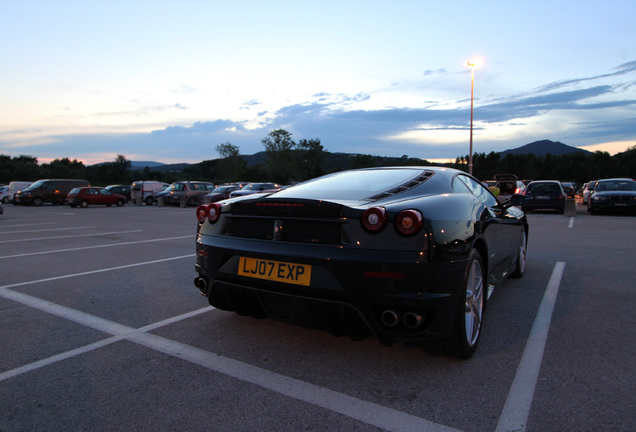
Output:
[{"left": 1, "top": 0, "right": 635, "bottom": 165}]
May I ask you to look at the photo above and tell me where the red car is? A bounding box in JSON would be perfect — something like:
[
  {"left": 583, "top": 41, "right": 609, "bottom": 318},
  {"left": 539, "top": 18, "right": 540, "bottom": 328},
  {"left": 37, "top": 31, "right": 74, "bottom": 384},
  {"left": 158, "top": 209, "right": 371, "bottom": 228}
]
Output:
[{"left": 66, "top": 187, "right": 126, "bottom": 208}]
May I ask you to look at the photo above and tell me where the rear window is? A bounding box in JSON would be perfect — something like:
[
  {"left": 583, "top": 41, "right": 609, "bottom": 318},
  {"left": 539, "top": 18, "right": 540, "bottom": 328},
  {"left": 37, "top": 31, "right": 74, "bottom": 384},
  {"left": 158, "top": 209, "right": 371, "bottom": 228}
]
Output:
[
  {"left": 68, "top": 188, "right": 81, "bottom": 195},
  {"left": 527, "top": 183, "right": 561, "bottom": 194},
  {"left": 274, "top": 168, "right": 428, "bottom": 200}
]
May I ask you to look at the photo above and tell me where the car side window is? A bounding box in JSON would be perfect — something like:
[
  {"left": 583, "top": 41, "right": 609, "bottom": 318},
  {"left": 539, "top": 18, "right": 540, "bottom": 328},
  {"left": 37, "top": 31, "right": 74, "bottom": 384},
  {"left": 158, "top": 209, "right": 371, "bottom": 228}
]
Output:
[{"left": 456, "top": 175, "right": 498, "bottom": 207}]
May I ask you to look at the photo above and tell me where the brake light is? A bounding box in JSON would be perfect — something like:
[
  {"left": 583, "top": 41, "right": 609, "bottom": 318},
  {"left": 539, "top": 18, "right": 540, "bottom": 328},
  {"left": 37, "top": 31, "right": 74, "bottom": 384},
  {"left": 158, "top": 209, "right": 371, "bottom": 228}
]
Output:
[
  {"left": 196, "top": 203, "right": 222, "bottom": 223},
  {"left": 362, "top": 207, "right": 387, "bottom": 232},
  {"left": 395, "top": 209, "right": 423, "bottom": 235}
]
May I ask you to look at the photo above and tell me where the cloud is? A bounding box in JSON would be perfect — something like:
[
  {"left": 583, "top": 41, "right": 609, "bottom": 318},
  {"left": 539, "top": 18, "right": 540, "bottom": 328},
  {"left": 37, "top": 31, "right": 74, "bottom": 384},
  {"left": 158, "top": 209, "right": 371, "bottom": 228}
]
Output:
[
  {"left": 2, "top": 60, "right": 635, "bottom": 164},
  {"left": 535, "top": 60, "right": 636, "bottom": 93}
]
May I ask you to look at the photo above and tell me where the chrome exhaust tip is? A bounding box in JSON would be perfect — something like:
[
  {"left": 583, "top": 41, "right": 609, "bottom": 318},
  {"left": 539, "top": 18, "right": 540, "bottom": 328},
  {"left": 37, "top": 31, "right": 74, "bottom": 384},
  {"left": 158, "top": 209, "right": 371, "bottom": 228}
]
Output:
[
  {"left": 194, "top": 276, "right": 208, "bottom": 295},
  {"left": 380, "top": 310, "right": 399, "bottom": 327},
  {"left": 403, "top": 312, "right": 423, "bottom": 329}
]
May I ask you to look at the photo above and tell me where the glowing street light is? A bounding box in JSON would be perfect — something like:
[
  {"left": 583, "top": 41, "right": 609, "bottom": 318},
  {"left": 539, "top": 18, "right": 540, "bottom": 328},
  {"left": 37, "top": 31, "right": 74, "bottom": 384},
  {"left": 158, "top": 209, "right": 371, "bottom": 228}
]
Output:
[{"left": 467, "top": 60, "right": 479, "bottom": 175}]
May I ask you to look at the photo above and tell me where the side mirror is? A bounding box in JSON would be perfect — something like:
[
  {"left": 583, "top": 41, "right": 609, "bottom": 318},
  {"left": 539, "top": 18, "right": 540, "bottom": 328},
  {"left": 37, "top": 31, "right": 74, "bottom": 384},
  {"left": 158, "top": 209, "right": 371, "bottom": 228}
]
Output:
[{"left": 510, "top": 194, "right": 532, "bottom": 206}]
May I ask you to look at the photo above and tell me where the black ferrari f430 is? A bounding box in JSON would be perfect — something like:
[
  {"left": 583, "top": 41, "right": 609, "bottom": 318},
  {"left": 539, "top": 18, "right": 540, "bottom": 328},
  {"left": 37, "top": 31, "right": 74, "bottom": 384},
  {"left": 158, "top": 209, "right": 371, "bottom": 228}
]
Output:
[{"left": 194, "top": 167, "right": 530, "bottom": 358}]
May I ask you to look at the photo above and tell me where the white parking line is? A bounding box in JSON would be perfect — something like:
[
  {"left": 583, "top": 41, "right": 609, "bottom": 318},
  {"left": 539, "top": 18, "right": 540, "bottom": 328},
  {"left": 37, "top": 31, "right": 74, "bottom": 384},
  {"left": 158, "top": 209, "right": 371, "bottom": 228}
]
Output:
[
  {"left": 0, "top": 230, "right": 142, "bottom": 244},
  {"left": 495, "top": 261, "right": 566, "bottom": 432},
  {"left": 1, "top": 255, "right": 567, "bottom": 432},
  {"left": 568, "top": 217, "right": 575, "bottom": 228},
  {"left": 0, "top": 235, "right": 191, "bottom": 259},
  {"left": 0, "top": 254, "right": 195, "bottom": 290},
  {"left": 0, "top": 306, "right": 212, "bottom": 382},
  {"left": 0, "top": 222, "right": 56, "bottom": 229},
  {"left": 0, "top": 226, "right": 95, "bottom": 234},
  {"left": 0, "top": 257, "right": 462, "bottom": 432}
]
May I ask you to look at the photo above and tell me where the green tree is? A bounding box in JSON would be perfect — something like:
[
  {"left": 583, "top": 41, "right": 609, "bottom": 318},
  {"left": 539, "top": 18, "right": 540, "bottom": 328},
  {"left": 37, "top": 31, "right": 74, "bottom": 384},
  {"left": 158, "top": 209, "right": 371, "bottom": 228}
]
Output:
[
  {"left": 215, "top": 142, "right": 247, "bottom": 182},
  {"left": 41, "top": 158, "right": 86, "bottom": 179},
  {"left": 262, "top": 129, "right": 297, "bottom": 183},
  {"left": 296, "top": 138, "right": 326, "bottom": 181}
]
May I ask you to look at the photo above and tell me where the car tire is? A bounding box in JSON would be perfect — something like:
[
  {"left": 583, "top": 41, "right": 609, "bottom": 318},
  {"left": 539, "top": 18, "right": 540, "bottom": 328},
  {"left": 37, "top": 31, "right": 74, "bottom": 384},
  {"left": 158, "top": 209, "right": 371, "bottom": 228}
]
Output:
[
  {"left": 1, "top": 197, "right": 8, "bottom": 204},
  {"left": 145, "top": 196, "right": 154, "bottom": 206},
  {"left": 441, "top": 249, "right": 485, "bottom": 359},
  {"left": 32, "top": 197, "right": 43, "bottom": 206},
  {"left": 80, "top": 200, "right": 88, "bottom": 208},
  {"left": 116, "top": 199, "right": 124, "bottom": 207},
  {"left": 511, "top": 228, "right": 527, "bottom": 278}
]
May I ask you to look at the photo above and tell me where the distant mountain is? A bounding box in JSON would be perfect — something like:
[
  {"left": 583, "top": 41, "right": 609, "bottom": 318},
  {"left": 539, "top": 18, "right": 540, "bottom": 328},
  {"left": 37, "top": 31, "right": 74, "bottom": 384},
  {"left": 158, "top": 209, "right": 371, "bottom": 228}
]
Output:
[
  {"left": 499, "top": 140, "right": 591, "bottom": 157},
  {"left": 130, "top": 161, "right": 165, "bottom": 169},
  {"left": 120, "top": 139, "right": 591, "bottom": 173}
]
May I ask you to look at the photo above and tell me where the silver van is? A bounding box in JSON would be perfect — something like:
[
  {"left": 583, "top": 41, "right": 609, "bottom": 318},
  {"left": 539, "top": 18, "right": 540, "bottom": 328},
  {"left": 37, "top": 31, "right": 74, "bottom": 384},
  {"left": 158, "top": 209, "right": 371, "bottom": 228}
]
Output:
[
  {"left": 6, "top": 181, "right": 32, "bottom": 203},
  {"left": 131, "top": 181, "right": 169, "bottom": 205}
]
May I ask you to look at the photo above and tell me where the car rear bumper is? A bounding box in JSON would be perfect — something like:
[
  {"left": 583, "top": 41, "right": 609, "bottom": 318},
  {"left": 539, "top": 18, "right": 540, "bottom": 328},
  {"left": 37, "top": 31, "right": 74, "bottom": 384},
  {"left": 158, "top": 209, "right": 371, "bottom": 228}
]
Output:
[{"left": 194, "top": 235, "right": 467, "bottom": 343}]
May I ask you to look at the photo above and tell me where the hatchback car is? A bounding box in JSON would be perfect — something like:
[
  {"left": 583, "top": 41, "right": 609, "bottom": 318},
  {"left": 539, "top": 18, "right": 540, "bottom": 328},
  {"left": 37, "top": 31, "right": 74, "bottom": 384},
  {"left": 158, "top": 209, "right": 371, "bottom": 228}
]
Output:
[
  {"left": 66, "top": 187, "right": 126, "bottom": 208},
  {"left": 105, "top": 184, "right": 131, "bottom": 201},
  {"left": 587, "top": 178, "right": 636, "bottom": 215},
  {"left": 203, "top": 185, "right": 242, "bottom": 203},
  {"left": 522, "top": 180, "right": 566, "bottom": 213}
]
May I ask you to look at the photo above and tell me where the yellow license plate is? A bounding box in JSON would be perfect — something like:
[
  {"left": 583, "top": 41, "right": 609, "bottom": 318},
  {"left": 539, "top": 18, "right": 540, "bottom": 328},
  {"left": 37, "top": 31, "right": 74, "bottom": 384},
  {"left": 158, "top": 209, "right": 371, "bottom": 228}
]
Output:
[{"left": 238, "top": 257, "right": 312, "bottom": 286}]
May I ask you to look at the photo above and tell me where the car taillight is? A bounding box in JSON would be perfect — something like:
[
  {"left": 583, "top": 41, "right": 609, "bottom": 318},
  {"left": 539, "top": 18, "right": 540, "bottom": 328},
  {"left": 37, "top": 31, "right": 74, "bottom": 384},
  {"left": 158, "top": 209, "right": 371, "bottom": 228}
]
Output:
[
  {"left": 395, "top": 209, "right": 423, "bottom": 235},
  {"left": 362, "top": 207, "right": 387, "bottom": 232},
  {"left": 196, "top": 203, "right": 222, "bottom": 223}
]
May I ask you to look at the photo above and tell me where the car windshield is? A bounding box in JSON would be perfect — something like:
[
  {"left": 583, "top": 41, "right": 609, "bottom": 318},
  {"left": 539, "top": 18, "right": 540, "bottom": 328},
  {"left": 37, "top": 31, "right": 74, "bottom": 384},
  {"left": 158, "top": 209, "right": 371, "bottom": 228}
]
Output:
[
  {"left": 595, "top": 180, "right": 636, "bottom": 191},
  {"left": 274, "top": 168, "right": 427, "bottom": 200},
  {"left": 26, "top": 180, "right": 47, "bottom": 190}
]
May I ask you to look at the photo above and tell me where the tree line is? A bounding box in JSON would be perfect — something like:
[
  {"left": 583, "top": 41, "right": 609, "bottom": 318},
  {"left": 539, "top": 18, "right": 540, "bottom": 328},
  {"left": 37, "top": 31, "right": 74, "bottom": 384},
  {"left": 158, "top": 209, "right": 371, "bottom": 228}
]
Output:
[{"left": 1, "top": 129, "right": 634, "bottom": 187}]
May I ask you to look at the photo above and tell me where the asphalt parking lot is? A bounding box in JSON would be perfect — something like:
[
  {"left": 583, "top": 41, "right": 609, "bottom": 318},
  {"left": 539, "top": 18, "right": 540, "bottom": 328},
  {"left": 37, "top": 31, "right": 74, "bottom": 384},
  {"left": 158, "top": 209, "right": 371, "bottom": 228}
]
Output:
[{"left": 1, "top": 202, "right": 634, "bottom": 432}]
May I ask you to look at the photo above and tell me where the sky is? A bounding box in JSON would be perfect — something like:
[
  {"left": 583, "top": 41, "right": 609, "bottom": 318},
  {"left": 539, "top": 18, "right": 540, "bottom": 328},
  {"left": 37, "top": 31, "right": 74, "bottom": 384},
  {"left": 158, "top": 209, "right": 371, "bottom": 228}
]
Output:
[{"left": 1, "top": 0, "right": 636, "bottom": 166}]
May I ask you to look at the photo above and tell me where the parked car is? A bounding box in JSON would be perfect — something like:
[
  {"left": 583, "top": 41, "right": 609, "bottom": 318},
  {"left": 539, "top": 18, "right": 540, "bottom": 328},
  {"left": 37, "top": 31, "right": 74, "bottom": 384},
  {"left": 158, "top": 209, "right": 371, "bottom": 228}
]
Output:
[
  {"left": 522, "top": 180, "right": 566, "bottom": 213},
  {"left": 156, "top": 181, "right": 214, "bottom": 206},
  {"left": 587, "top": 178, "right": 636, "bottom": 215},
  {"left": 202, "top": 184, "right": 242, "bottom": 203},
  {"left": 194, "top": 166, "right": 530, "bottom": 358},
  {"left": 105, "top": 184, "right": 131, "bottom": 201},
  {"left": 560, "top": 182, "right": 576, "bottom": 198},
  {"left": 229, "top": 182, "right": 283, "bottom": 197},
  {"left": 6, "top": 181, "right": 32, "bottom": 203},
  {"left": 582, "top": 180, "right": 598, "bottom": 205},
  {"left": 494, "top": 174, "right": 524, "bottom": 201},
  {"left": 0, "top": 186, "right": 8, "bottom": 204},
  {"left": 66, "top": 187, "right": 126, "bottom": 208},
  {"left": 131, "top": 181, "right": 169, "bottom": 205},
  {"left": 15, "top": 179, "right": 89, "bottom": 205}
]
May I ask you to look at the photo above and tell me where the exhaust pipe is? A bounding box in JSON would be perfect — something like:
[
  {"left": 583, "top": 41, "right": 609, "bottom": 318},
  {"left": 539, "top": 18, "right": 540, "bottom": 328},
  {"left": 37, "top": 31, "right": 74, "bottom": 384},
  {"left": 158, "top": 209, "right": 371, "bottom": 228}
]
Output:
[
  {"left": 380, "top": 310, "right": 399, "bottom": 327},
  {"left": 194, "top": 276, "right": 208, "bottom": 295},
  {"left": 403, "top": 312, "right": 423, "bottom": 329}
]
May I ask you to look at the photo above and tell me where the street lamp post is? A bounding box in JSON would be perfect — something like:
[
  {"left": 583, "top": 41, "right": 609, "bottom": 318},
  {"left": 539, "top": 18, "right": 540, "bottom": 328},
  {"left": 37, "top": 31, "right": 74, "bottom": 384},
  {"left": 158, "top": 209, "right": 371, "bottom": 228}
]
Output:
[{"left": 467, "top": 61, "right": 476, "bottom": 176}]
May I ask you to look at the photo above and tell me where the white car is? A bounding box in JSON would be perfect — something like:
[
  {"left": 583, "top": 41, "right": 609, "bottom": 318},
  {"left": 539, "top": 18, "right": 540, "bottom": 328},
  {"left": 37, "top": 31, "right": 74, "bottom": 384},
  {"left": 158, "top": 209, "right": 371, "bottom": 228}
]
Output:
[
  {"left": 582, "top": 180, "right": 597, "bottom": 205},
  {"left": 0, "top": 186, "right": 9, "bottom": 203}
]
